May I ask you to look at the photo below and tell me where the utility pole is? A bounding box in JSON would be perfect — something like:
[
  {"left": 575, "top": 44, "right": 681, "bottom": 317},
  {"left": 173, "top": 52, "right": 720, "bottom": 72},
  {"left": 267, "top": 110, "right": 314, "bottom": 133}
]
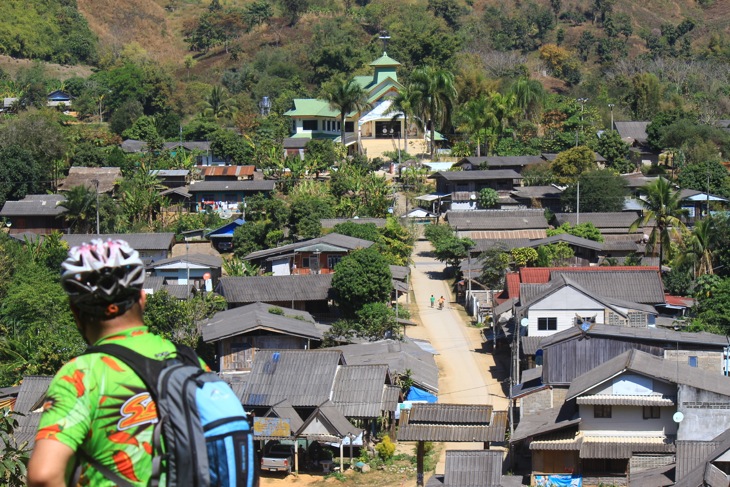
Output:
[
  {"left": 92, "top": 179, "right": 100, "bottom": 234},
  {"left": 576, "top": 181, "right": 580, "bottom": 226},
  {"left": 608, "top": 103, "right": 615, "bottom": 130}
]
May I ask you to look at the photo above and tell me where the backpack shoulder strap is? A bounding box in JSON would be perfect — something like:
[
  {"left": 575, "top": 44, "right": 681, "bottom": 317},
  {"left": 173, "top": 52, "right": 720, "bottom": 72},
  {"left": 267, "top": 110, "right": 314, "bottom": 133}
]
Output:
[
  {"left": 173, "top": 343, "right": 202, "bottom": 369},
  {"left": 84, "top": 343, "right": 165, "bottom": 399}
]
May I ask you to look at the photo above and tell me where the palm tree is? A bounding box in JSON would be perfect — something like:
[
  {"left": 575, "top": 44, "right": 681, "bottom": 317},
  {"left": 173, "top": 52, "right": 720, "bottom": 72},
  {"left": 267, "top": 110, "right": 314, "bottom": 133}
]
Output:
[
  {"left": 679, "top": 217, "right": 714, "bottom": 277},
  {"left": 387, "top": 83, "right": 421, "bottom": 154},
  {"left": 630, "top": 178, "right": 687, "bottom": 268},
  {"left": 203, "top": 86, "right": 237, "bottom": 120},
  {"left": 456, "top": 96, "right": 497, "bottom": 157},
  {"left": 59, "top": 185, "right": 97, "bottom": 234},
  {"left": 510, "top": 77, "right": 546, "bottom": 122},
  {"left": 411, "top": 66, "right": 457, "bottom": 160},
  {"left": 322, "top": 76, "right": 371, "bottom": 150}
]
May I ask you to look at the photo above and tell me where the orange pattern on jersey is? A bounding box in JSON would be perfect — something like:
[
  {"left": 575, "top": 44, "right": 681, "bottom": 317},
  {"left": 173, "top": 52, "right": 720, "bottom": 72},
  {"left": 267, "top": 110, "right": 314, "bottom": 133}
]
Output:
[
  {"left": 100, "top": 356, "right": 125, "bottom": 372},
  {"left": 108, "top": 430, "right": 139, "bottom": 447},
  {"left": 142, "top": 441, "right": 153, "bottom": 454},
  {"left": 112, "top": 450, "right": 140, "bottom": 482},
  {"left": 131, "top": 330, "right": 146, "bottom": 336},
  {"left": 35, "top": 424, "right": 62, "bottom": 440},
  {"left": 118, "top": 392, "right": 158, "bottom": 430},
  {"left": 60, "top": 369, "right": 85, "bottom": 397}
]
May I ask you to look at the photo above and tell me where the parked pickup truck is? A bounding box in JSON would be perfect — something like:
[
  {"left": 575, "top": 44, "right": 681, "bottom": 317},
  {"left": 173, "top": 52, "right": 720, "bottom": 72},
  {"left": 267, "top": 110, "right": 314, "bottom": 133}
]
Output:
[{"left": 260, "top": 443, "right": 295, "bottom": 474}]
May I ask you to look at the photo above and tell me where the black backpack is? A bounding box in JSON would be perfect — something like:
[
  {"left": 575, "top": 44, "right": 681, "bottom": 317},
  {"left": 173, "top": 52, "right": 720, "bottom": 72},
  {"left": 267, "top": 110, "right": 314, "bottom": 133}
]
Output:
[{"left": 78, "top": 343, "right": 258, "bottom": 487}]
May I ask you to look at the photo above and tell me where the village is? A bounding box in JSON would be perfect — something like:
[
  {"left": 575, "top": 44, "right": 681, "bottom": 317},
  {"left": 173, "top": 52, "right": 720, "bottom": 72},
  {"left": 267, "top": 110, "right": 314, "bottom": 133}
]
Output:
[{"left": 2, "top": 40, "right": 730, "bottom": 487}]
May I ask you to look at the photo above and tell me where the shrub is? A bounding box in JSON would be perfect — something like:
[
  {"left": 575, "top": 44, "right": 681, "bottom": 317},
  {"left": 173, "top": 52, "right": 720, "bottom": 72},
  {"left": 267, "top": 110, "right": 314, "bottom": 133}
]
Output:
[{"left": 375, "top": 435, "right": 396, "bottom": 462}]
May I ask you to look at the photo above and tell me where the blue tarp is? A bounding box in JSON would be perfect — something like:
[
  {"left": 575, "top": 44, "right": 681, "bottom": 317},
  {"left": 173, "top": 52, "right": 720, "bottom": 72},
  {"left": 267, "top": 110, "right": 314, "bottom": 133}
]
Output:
[
  {"left": 406, "top": 386, "right": 437, "bottom": 403},
  {"left": 535, "top": 475, "right": 582, "bottom": 487}
]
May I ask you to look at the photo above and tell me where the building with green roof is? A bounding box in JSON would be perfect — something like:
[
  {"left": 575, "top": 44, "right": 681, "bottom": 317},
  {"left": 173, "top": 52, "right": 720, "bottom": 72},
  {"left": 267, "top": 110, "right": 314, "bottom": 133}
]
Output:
[{"left": 284, "top": 52, "right": 415, "bottom": 156}]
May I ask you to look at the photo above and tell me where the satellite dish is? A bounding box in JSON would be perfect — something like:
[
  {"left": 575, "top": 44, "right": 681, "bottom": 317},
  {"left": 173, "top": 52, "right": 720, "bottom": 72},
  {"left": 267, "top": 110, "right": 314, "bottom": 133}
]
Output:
[
  {"left": 673, "top": 411, "right": 684, "bottom": 423},
  {"left": 219, "top": 208, "right": 233, "bottom": 219},
  {"left": 520, "top": 318, "right": 529, "bottom": 327}
]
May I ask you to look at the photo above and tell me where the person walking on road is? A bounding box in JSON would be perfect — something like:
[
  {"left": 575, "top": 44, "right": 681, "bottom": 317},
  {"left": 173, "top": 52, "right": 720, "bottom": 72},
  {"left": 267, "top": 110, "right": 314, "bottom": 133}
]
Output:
[
  {"left": 430, "top": 294, "right": 435, "bottom": 308},
  {"left": 438, "top": 296, "right": 445, "bottom": 310}
]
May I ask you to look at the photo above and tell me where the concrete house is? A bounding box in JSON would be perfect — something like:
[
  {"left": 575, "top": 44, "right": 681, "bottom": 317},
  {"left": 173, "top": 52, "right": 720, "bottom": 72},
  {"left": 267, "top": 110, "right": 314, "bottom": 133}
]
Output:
[
  {"left": 428, "top": 170, "right": 524, "bottom": 212},
  {"left": 147, "top": 253, "right": 222, "bottom": 288}
]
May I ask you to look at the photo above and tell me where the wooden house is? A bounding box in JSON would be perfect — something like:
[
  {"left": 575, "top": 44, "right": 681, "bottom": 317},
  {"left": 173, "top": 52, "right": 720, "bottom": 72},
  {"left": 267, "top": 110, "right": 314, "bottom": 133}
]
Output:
[
  {"left": 58, "top": 167, "right": 122, "bottom": 195},
  {"left": 62, "top": 233, "right": 175, "bottom": 265},
  {"left": 0, "top": 194, "right": 67, "bottom": 235}
]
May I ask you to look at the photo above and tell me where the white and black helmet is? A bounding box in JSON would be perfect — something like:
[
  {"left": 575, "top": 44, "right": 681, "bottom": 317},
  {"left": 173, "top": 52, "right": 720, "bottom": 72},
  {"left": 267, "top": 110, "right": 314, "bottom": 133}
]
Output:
[{"left": 61, "top": 239, "right": 145, "bottom": 317}]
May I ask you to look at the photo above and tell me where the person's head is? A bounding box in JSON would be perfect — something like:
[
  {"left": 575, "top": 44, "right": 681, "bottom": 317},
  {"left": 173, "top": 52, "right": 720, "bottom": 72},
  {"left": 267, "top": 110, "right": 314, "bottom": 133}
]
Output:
[{"left": 61, "top": 239, "right": 146, "bottom": 343}]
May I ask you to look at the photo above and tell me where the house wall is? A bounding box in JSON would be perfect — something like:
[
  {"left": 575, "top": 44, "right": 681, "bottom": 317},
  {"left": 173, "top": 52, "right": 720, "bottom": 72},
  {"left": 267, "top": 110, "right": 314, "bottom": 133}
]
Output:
[
  {"left": 8, "top": 216, "right": 66, "bottom": 235},
  {"left": 139, "top": 249, "right": 169, "bottom": 265},
  {"left": 451, "top": 201, "right": 477, "bottom": 211},
  {"left": 543, "top": 338, "right": 663, "bottom": 385},
  {"left": 292, "top": 252, "right": 344, "bottom": 275},
  {"left": 520, "top": 388, "right": 553, "bottom": 419},
  {"left": 678, "top": 385, "right": 730, "bottom": 441},
  {"left": 531, "top": 450, "right": 579, "bottom": 474},
  {"left": 527, "top": 287, "right": 609, "bottom": 336},
  {"left": 665, "top": 349, "right": 724, "bottom": 374},
  {"left": 579, "top": 404, "right": 677, "bottom": 436},
  {"left": 271, "top": 258, "right": 291, "bottom": 276},
  {"left": 220, "top": 334, "right": 308, "bottom": 372}
]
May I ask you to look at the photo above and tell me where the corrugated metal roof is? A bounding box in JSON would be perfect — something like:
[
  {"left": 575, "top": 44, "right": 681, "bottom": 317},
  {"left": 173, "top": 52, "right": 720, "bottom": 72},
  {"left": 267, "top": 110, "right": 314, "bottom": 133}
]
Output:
[
  {"left": 629, "top": 463, "right": 675, "bottom": 487},
  {"left": 201, "top": 302, "right": 321, "bottom": 342},
  {"left": 567, "top": 350, "right": 730, "bottom": 400},
  {"left": 521, "top": 336, "right": 543, "bottom": 355},
  {"left": 58, "top": 167, "right": 122, "bottom": 193},
  {"left": 260, "top": 399, "right": 304, "bottom": 435},
  {"left": 580, "top": 435, "right": 675, "bottom": 459},
  {"left": 389, "top": 265, "right": 410, "bottom": 281},
  {"left": 511, "top": 185, "right": 564, "bottom": 199},
  {"left": 244, "top": 233, "right": 374, "bottom": 261},
  {"left": 447, "top": 210, "right": 548, "bottom": 231},
  {"left": 149, "top": 253, "right": 223, "bottom": 269},
  {"left": 14, "top": 376, "right": 52, "bottom": 413},
  {"left": 161, "top": 284, "right": 193, "bottom": 299},
  {"left": 187, "top": 180, "right": 275, "bottom": 192},
  {"left": 13, "top": 412, "right": 42, "bottom": 449},
  {"left": 511, "top": 404, "right": 580, "bottom": 443},
  {"left": 217, "top": 274, "right": 335, "bottom": 304},
  {"left": 529, "top": 430, "right": 581, "bottom": 450},
  {"left": 332, "top": 365, "right": 390, "bottom": 418},
  {"left": 614, "top": 121, "right": 650, "bottom": 144},
  {"left": 443, "top": 450, "right": 503, "bottom": 487},
  {"left": 554, "top": 211, "right": 649, "bottom": 231},
  {"left": 409, "top": 403, "right": 492, "bottom": 424},
  {"left": 576, "top": 395, "right": 675, "bottom": 406},
  {"left": 676, "top": 437, "right": 727, "bottom": 485},
  {"left": 62, "top": 233, "right": 175, "bottom": 251},
  {"left": 296, "top": 400, "right": 361, "bottom": 439},
  {"left": 525, "top": 233, "right": 604, "bottom": 251},
  {"left": 241, "top": 350, "right": 344, "bottom": 407},
  {"left": 382, "top": 385, "right": 401, "bottom": 412},
  {"left": 550, "top": 270, "right": 665, "bottom": 304},
  {"left": 144, "top": 275, "right": 164, "bottom": 293},
  {"left": 429, "top": 169, "right": 523, "bottom": 181},
  {"left": 471, "top": 231, "right": 545, "bottom": 242},
  {"left": 332, "top": 338, "right": 439, "bottom": 393},
  {"left": 398, "top": 424, "right": 494, "bottom": 442},
  {"left": 0, "top": 194, "right": 67, "bottom": 217}
]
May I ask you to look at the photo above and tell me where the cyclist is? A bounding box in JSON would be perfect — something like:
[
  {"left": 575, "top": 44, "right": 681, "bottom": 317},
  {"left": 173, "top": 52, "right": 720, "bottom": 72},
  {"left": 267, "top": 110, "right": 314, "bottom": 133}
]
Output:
[
  {"left": 438, "top": 296, "right": 445, "bottom": 310},
  {"left": 28, "top": 239, "right": 192, "bottom": 487}
]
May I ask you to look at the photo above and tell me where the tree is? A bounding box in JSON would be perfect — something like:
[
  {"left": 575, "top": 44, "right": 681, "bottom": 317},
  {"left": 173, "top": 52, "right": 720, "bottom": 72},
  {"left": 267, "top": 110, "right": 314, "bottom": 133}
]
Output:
[
  {"left": 427, "top": 0, "right": 464, "bottom": 29},
  {"left": 511, "top": 247, "right": 539, "bottom": 267},
  {"left": 322, "top": 76, "right": 370, "bottom": 150},
  {"left": 456, "top": 96, "right": 495, "bottom": 157},
  {"left": 388, "top": 83, "right": 421, "bottom": 153},
  {"left": 477, "top": 188, "right": 499, "bottom": 209},
  {"left": 411, "top": 66, "right": 457, "bottom": 159},
  {"left": 122, "top": 115, "right": 160, "bottom": 141},
  {"left": 548, "top": 222, "right": 604, "bottom": 242},
  {"left": 424, "top": 223, "right": 474, "bottom": 268},
  {"left": 59, "top": 185, "right": 97, "bottom": 234},
  {"left": 0, "top": 408, "right": 29, "bottom": 487},
  {"left": 304, "top": 139, "right": 338, "bottom": 177},
  {"left": 510, "top": 77, "right": 546, "bottom": 123},
  {"left": 332, "top": 247, "right": 392, "bottom": 317},
  {"left": 477, "top": 245, "right": 510, "bottom": 288},
  {"left": 677, "top": 161, "right": 730, "bottom": 198},
  {"left": 593, "top": 130, "right": 632, "bottom": 173},
  {"left": 630, "top": 178, "right": 687, "bottom": 267},
  {"left": 0, "top": 145, "right": 44, "bottom": 206},
  {"left": 232, "top": 221, "right": 271, "bottom": 257},
  {"left": 202, "top": 85, "right": 237, "bottom": 120},
  {"left": 550, "top": 146, "right": 596, "bottom": 184},
  {"left": 210, "top": 129, "right": 252, "bottom": 164},
  {"left": 560, "top": 169, "right": 628, "bottom": 213},
  {"left": 279, "top": 0, "right": 309, "bottom": 25},
  {"left": 536, "top": 242, "right": 575, "bottom": 266},
  {"left": 630, "top": 73, "right": 662, "bottom": 120},
  {"left": 678, "top": 218, "right": 714, "bottom": 278},
  {"left": 693, "top": 275, "right": 730, "bottom": 333}
]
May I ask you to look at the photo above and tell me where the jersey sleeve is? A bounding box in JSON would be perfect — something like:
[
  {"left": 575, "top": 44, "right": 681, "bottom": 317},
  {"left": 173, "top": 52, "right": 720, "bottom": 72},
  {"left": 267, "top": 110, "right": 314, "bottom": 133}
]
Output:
[{"left": 36, "top": 359, "right": 95, "bottom": 451}]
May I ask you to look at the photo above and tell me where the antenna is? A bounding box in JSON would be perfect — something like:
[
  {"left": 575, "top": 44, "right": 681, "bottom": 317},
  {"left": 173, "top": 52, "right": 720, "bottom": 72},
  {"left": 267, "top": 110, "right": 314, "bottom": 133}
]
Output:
[{"left": 378, "top": 31, "right": 391, "bottom": 53}]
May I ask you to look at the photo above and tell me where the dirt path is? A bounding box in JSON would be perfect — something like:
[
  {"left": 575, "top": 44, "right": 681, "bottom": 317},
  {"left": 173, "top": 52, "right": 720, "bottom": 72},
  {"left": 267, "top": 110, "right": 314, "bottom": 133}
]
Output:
[{"left": 406, "top": 240, "right": 509, "bottom": 473}]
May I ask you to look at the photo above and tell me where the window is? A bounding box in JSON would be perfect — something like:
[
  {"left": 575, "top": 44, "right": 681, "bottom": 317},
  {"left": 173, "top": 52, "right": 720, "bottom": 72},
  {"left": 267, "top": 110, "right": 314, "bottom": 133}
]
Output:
[
  {"left": 302, "top": 120, "right": 318, "bottom": 131},
  {"left": 327, "top": 255, "right": 342, "bottom": 269},
  {"left": 643, "top": 406, "right": 661, "bottom": 419},
  {"left": 345, "top": 121, "right": 354, "bottom": 132},
  {"left": 594, "top": 405, "right": 612, "bottom": 418},
  {"left": 688, "top": 356, "right": 698, "bottom": 367},
  {"left": 300, "top": 257, "right": 310, "bottom": 268},
  {"left": 537, "top": 317, "right": 557, "bottom": 331}
]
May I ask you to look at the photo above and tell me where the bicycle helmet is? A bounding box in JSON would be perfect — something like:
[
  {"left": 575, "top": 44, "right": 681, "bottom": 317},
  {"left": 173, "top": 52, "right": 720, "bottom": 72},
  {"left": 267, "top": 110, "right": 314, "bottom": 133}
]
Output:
[{"left": 61, "top": 239, "right": 146, "bottom": 318}]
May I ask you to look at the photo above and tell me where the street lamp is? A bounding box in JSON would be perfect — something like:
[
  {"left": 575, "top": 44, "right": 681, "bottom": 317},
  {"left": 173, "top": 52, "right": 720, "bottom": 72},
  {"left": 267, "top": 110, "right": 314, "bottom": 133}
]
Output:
[
  {"left": 608, "top": 103, "right": 615, "bottom": 130},
  {"left": 383, "top": 126, "right": 401, "bottom": 164},
  {"left": 576, "top": 98, "right": 588, "bottom": 146}
]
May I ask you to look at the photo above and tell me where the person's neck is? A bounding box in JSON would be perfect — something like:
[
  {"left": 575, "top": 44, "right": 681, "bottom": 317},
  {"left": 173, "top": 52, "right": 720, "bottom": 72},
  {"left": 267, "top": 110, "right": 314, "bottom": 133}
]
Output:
[{"left": 86, "top": 318, "right": 145, "bottom": 345}]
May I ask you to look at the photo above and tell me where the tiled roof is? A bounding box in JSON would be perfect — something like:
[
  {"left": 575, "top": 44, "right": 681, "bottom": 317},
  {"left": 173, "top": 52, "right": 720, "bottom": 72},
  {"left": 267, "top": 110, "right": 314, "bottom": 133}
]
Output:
[
  {"left": 149, "top": 253, "right": 223, "bottom": 269},
  {"left": 550, "top": 269, "right": 665, "bottom": 303},
  {"left": 614, "top": 121, "right": 650, "bottom": 144},
  {"left": 525, "top": 234, "right": 603, "bottom": 251},
  {"left": 186, "top": 180, "right": 275, "bottom": 192},
  {"left": 199, "top": 165, "right": 255, "bottom": 178},
  {"left": 428, "top": 169, "right": 523, "bottom": 181},
  {"left": 566, "top": 350, "right": 730, "bottom": 400},
  {"left": 321, "top": 218, "right": 387, "bottom": 228},
  {"left": 456, "top": 155, "right": 545, "bottom": 168},
  {"left": 201, "top": 302, "right": 321, "bottom": 342},
  {"left": 580, "top": 435, "right": 675, "bottom": 459},
  {"left": 443, "top": 450, "right": 503, "bottom": 487},
  {"left": 240, "top": 350, "right": 344, "bottom": 407},
  {"left": 161, "top": 284, "right": 193, "bottom": 299},
  {"left": 331, "top": 338, "right": 439, "bottom": 393},
  {"left": 511, "top": 403, "right": 580, "bottom": 442},
  {"left": 296, "top": 400, "right": 360, "bottom": 438},
  {"left": 0, "top": 194, "right": 66, "bottom": 217},
  {"left": 447, "top": 210, "right": 548, "bottom": 231},
  {"left": 149, "top": 169, "right": 189, "bottom": 177},
  {"left": 554, "top": 211, "right": 645, "bottom": 230},
  {"left": 511, "top": 185, "right": 564, "bottom": 199},
  {"left": 389, "top": 265, "right": 410, "bottom": 281},
  {"left": 260, "top": 399, "right": 304, "bottom": 436},
  {"left": 62, "top": 233, "right": 175, "bottom": 251},
  {"left": 14, "top": 376, "right": 51, "bottom": 413},
  {"left": 470, "top": 231, "right": 546, "bottom": 241},
  {"left": 576, "top": 394, "right": 675, "bottom": 406},
  {"left": 244, "top": 233, "right": 374, "bottom": 261},
  {"left": 676, "top": 430, "right": 730, "bottom": 486},
  {"left": 331, "top": 365, "right": 391, "bottom": 418},
  {"left": 216, "top": 274, "right": 335, "bottom": 304},
  {"left": 409, "top": 403, "right": 493, "bottom": 423},
  {"left": 58, "top": 167, "right": 122, "bottom": 193},
  {"left": 398, "top": 405, "right": 506, "bottom": 442}
]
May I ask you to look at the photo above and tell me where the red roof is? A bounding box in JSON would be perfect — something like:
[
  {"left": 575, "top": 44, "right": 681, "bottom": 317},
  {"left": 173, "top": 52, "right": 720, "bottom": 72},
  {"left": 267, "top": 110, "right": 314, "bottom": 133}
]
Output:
[
  {"left": 506, "top": 272, "right": 521, "bottom": 299},
  {"left": 200, "top": 165, "right": 255, "bottom": 178},
  {"left": 519, "top": 266, "right": 661, "bottom": 284},
  {"left": 664, "top": 294, "right": 695, "bottom": 308}
]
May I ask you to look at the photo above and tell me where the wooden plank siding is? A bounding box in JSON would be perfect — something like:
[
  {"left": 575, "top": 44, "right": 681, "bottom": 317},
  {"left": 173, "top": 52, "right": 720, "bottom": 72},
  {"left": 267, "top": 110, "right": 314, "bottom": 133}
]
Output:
[
  {"left": 543, "top": 337, "right": 663, "bottom": 385},
  {"left": 531, "top": 450, "right": 580, "bottom": 475},
  {"left": 220, "top": 335, "right": 308, "bottom": 372}
]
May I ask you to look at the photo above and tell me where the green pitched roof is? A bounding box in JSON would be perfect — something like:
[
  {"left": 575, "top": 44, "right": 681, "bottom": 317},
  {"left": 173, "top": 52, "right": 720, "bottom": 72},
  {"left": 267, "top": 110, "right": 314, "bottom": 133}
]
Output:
[
  {"left": 285, "top": 99, "right": 340, "bottom": 117},
  {"left": 370, "top": 52, "right": 401, "bottom": 67}
]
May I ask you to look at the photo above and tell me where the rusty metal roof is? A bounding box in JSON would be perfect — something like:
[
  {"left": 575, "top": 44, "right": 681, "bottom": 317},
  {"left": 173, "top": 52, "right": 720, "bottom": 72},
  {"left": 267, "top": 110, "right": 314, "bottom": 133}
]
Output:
[{"left": 200, "top": 165, "right": 255, "bottom": 178}]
